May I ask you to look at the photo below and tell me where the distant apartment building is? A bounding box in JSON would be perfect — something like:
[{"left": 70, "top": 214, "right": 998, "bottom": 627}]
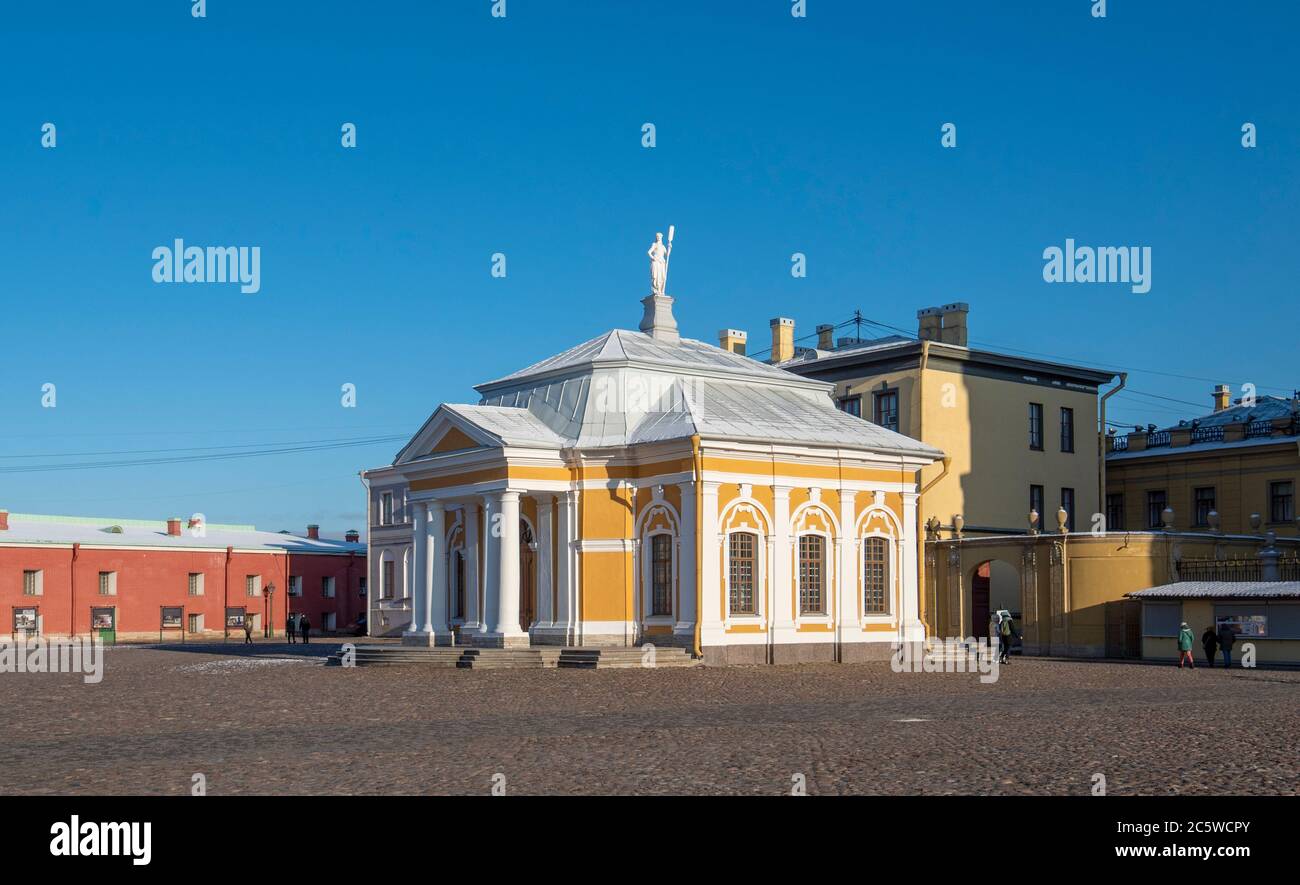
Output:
[
  {"left": 1106, "top": 387, "right": 1300, "bottom": 536},
  {"left": 720, "top": 304, "right": 1119, "bottom": 539},
  {"left": 0, "top": 511, "right": 365, "bottom": 641}
]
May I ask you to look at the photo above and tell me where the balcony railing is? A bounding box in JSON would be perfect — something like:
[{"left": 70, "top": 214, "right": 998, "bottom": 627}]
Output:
[
  {"left": 1109, "top": 434, "right": 1128, "bottom": 452},
  {"left": 1245, "top": 420, "right": 1275, "bottom": 439},
  {"left": 1178, "top": 554, "right": 1300, "bottom": 582},
  {"left": 1190, "top": 425, "right": 1225, "bottom": 443},
  {"left": 1145, "top": 430, "right": 1171, "bottom": 448}
]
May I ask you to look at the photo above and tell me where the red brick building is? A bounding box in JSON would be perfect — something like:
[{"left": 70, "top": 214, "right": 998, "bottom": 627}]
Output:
[{"left": 0, "top": 510, "right": 365, "bottom": 641}]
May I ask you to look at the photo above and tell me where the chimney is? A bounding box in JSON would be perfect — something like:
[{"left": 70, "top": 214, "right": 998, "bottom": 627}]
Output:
[
  {"left": 307, "top": 524, "right": 320, "bottom": 540},
  {"left": 1213, "top": 384, "right": 1231, "bottom": 412},
  {"left": 816, "top": 324, "right": 835, "bottom": 351},
  {"left": 718, "top": 328, "right": 747, "bottom": 355},
  {"left": 345, "top": 529, "right": 360, "bottom": 543},
  {"left": 166, "top": 517, "right": 182, "bottom": 536},
  {"left": 939, "top": 302, "right": 969, "bottom": 346},
  {"left": 769, "top": 317, "right": 794, "bottom": 363},
  {"left": 0, "top": 510, "right": 8, "bottom": 531},
  {"left": 917, "top": 307, "right": 943, "bottom": 341}
]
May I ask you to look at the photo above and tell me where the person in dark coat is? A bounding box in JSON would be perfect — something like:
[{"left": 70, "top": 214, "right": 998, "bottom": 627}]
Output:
[
  {"left": 285, "top": 613, "right": 296, "bottom": 644},
  {"left": 1217, "top": 623, "right": 1236, "bottom": 668},
  {"left": 1200, "top": 626, "right": 1218, "bottom": 667},
  {"left": 242, "top": 617, "right": 254, "bottom": 645},
  {"left": 299, "top": 615, "right": 311, "bottom": 644}
]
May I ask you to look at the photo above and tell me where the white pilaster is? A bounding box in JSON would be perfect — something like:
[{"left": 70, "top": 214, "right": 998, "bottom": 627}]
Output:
[
  {"left": 900, "top": 492, "right": 925, "bottom": 643},
  {"left": 463, "top": 503, "right": 482, "bottom": 632},
  {"left": 486, "top": 489, "right": 529, "bottom": 646},
  {"left": 698, "top": 482, "right": 723, "bottom": 645},
  {"left": 481, "top": 495, "right": 499, "bottom": 636},
  {"left": 555, "top": 489, "right": 579, "bottom": 642},
  {"left": 837, "top": 489, "right": 859, "bottom": 654},
  {"left": 675, "top": 481, "right": 697, "bottom": 639},
  {"left": 535, "top": 496, "right": 554, "bottom": 628},
  {"left": 426, "top": 500, "right": 447, "bottom": 640},
  {"left": 771, "top": 485, "right": 795, "bottom": 641},
  {"left": 403, "top": 503, "right": 433, "bottom": 645}
]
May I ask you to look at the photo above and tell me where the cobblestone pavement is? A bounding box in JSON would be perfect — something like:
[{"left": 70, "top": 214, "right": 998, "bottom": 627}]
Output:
[{"left": 2, "top": 642, "right": 1296, "bottom": 795}]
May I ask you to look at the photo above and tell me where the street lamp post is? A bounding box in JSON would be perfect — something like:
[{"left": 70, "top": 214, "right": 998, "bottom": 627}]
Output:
[{"left": 263, "top": 582, "right": 275, "bottom": 639}]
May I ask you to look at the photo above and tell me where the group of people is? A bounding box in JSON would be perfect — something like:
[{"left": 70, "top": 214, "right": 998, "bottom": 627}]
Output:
[
  {"left": 1176, "top": 622, "right": 1237, "bottom": 668},
  {"left": 239, "top": 613, "right": 312, "bottom": 644},
  {"left": 994, "top": 611, "right": 1018, "bottom": 664}
]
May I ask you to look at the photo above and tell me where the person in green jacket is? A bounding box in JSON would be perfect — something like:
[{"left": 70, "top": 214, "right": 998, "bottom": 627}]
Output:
[{"left": 1177, "top": 622, "right": 1195, "bottom": 669}]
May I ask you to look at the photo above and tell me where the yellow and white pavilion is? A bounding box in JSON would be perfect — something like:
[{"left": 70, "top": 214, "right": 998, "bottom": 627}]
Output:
[{"left": 363, "top": 251, "right": 943, "bottom": 664}]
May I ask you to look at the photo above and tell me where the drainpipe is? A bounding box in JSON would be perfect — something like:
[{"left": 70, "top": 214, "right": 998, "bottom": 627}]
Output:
[
  {"left": 71, "top": 543, "right": 80, "bottom": 638},
  {"left": 691, "top": 434, "right": 703, "bottom": 659},
  {"left": 224, "top": 546, "right": 233, "bottom": 640},
  {"left": 1099, "top": 372, "right": 1128, "bottom": 526},
  {"left": 358, "top": 470, "right": 372, "bottom": 637}
]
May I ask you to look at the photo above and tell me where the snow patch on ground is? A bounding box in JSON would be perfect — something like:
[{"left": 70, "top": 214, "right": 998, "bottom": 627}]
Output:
[{"left": 177, "top": 657, "right": 313, "bottom": 674}]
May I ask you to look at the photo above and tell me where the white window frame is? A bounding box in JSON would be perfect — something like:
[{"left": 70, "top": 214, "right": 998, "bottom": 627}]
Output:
[
  {"left": 188, "top": 572, "right": 204, "bottom": 596},
  {"left": 288, "top": 575, "right": 302, "bottom": 597},
  {"left": 860, "top": 532, "right": 897, "bottom": 622},
  {"left": 23, "top": 569, "right": 43, "bottom": 596},
  {"left": 723, "top": 529, "right": 765, "bottom": 624},
  {"left": 794, "top": 530, "right": 833, "bottom": 625},
  {"left": 245, "top": 574, "right": 262, "bottom": 597},
  {"left": 321, "top": 576, "right": 336, "bottom": 599},
  {"left": 380, "top": 491, "right": 394, "bottom": 526},
  {"left": 641, "top": 529, "right": 676, "bottom": 625},
  {"left": 98, "top": 571, "right": 118, "bottom": 596}
]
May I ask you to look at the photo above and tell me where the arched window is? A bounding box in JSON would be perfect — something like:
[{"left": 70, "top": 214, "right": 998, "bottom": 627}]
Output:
[
  {"left": 863, "top": 536, "right": 890, "bottom": 615},
  {"left": 798, "top": 534, "right": 825, "bottom": 615},
  {"left": 728, "top": 532, "right": 757, "bottom": 615},
  {"left": 650, "top": 534, "right": 673, "bottom": 616}
]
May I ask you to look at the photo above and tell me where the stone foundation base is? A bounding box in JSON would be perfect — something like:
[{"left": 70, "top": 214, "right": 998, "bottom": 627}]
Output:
[
  {"left": 703, "top": 641, "right": 900, "bottom": 667},
  {"left": 472, "top": 632, "right": 531, "bottom": 649}
]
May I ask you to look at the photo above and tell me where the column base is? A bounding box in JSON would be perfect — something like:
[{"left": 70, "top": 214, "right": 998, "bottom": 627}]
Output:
[
  {"left": 473, "top": 631, "right": 531, "bottom": 649},
  {"left": 401, "top": 630, "right": 438, "bottom": 647}
]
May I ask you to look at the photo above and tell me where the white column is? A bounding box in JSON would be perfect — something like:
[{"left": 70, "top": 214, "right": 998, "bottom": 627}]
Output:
[
  {"left": 772, "top": 485, "right": 794, "bottom": 637},
  {"left": 900, "top": 492, "right": 925, "bottom": 643},
  {"left": 555, "top": 489, "right": 578, "bottom": 642},
  {"left": 535, "top": 496, "right": 554, "bottom": 627},
  {"left": 698, "top": 482, "right": 723, "bottom": 645},
  {"left": 426, "top": 500, "right": 447, "bottom": 639},
  {"left": 481, "top": 495, "right": 499, "bottom": 640},
  {"left": 490, "top": 489, "right": 529, "bottom": 645},
  {"left": 837, "top": 490, "right": 859, "bottom": 654},
  {"left": 403, "top": 503, "right": 430, "bottom": 644},
  {"left": 675, "top": 481, "right": 697, "bottom": 638},
  {"left": 463, "top": 503, "right": 481, "bottom": 631}
]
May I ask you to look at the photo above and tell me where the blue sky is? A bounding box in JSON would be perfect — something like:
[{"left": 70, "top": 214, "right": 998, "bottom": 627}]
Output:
[{"left": 1, "top": 1, "right": 1296, "bottom": 536}]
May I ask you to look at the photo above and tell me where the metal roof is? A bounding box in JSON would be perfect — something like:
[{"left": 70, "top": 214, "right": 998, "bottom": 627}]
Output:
[
  {"left": 1126, "top": 581, "right": 1300, "bottom": 600},
  {"left": 0, "top": 513, "right": 364, "bottom": 553}
]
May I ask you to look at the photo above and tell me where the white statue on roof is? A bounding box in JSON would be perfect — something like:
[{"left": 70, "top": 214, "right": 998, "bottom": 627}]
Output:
[{"left": 648, "top": 226, "right": 674, "bottom": 295}]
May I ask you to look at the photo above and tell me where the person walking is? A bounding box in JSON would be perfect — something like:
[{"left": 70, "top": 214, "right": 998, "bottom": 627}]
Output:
[
  {"left": 1200, "top": 626, "right": 1218, "bottom": 668},
  {"left": 299, "top": 615, "right": 311, "bottom": 644},
  {"left": 1177, "top": 622, "right": 1195, "bottom": 669},
  {"left": 1217, "top": 623, "right": 1236, "bottom": 668},
  {"left": 998, "top": 611, "right": 1014, "bottom": 665},
  {"left": 285, "top": 613, "right": 296, "bottom": 645},
  {"left": 242, "top": 616, "right": 254, "bottom": 645}
]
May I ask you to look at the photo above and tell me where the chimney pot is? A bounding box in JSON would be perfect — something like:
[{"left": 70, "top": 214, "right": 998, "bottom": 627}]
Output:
[
  {"left": 0, "top": 510, "right": 8, "bottom": 531},
  {"left": 769, "top": 317, "right": 795, "bottom": 364},
  {"left": 938, "top": 302, "right": 970, "bottom": 347},
  {"left": 166, "top": 517, "right": 182, "bottom": 536},
  {"left": 816, "top": 324, "right": 835, "bottom": 351},
  {"left": 917, "top": 307, "right": 943, "bottom": 341},
  {"left": 717, "top": 328, "right": 748, "bottom": 355},
  {"left": 307, "top": 524, "right": 320, "bottom": 540},
  {"left": 345, "top": 529, "right": 360, "bottom": 543},
  {"left": 1213, "top": 384, "right": 1231, "bottom": 412}
]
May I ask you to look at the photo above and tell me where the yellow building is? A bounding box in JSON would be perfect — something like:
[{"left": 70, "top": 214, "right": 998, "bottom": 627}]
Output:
[
  {"left": 363, "top": 284, "right": 943, "bottom": 665},
  {"left": 1106, "top": 387, "right": 1300, "bottom": 537},
  {"left": 740, "top": 305, "right": 1118, "bottom": 540}
]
